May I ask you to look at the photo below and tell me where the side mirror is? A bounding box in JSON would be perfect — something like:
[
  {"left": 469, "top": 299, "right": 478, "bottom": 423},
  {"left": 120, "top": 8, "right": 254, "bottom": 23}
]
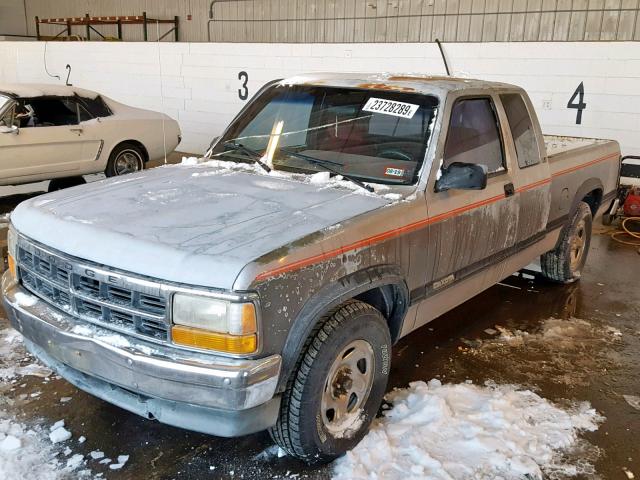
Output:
[{"left": 435, "top": 162, "right": 487, "bottom": 192}]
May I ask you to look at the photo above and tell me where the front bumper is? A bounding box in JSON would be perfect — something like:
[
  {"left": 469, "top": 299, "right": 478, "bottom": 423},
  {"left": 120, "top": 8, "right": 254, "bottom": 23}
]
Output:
[{"left": 2, "top": 273, "right": 282, "bottom": 437}]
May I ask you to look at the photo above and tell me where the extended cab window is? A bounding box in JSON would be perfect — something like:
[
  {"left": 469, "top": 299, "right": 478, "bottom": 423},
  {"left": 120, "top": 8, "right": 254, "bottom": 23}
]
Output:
[
  {"left": 214, "top": 85, "right": 439, "bottom": 185},
  {"left": 501, "top": 94, "right": 540, "bottom": 168},
  {"left": 443, "top": 98, "right": 505, "bottom": 174}
]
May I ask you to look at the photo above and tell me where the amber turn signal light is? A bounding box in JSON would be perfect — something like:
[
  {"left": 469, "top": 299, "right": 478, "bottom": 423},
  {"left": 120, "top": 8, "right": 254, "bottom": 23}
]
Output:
[{"left": 171, "top": 325, "right": 257, "bottom": 354}]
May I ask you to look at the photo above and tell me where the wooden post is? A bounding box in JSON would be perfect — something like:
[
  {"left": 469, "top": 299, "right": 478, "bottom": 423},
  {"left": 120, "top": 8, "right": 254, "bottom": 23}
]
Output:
[
  {"left": 174, "top": 16, "right": 179, "bottom": 41},
  {"left": 35, "top": 16, "right": 40, "bottom": 41},
  {"left": 143, "top": 11, "right": 148, "bottom": 41},
  {"left": 66, "top": 19, "right": 71, "bottom": 37},
  {"left": 117, "top": 19, "right": 122, "bottom": 40},
  {"left": 85, "top": 13, "right": 90, "bottom": 40}
]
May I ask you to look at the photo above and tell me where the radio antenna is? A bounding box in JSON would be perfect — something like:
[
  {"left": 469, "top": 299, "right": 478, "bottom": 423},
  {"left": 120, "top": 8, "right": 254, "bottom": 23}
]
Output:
[{"left": 435, "top": 39, "right": 451, "bottom": 76}]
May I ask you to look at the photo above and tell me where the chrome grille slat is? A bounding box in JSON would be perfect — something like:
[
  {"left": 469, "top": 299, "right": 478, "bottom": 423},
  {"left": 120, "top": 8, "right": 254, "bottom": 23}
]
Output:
[{"left": 16, "top": 238, "right": 170, "bottom": 343}]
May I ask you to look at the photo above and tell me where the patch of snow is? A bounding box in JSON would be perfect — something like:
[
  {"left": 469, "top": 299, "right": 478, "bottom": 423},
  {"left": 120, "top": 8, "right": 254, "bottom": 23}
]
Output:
[
  {"left": 109, "top": 454, "right": 129, "bottom": 470},
  {"left": 66, "top": 453, "right": 84, "bottom": 469},
  {"left": 48, "top": 427, "right": 71, "bottom": 444},
  {"left": 383, "top": 193, "right": 402, "bottom": 201},
  {"left": 78, "top": 436, "right": 86, "bottom": 444},
  {"left": 59, "top": 397, "right": 72, "bottom": 403},
  {"left": 181, "top": 156, "right": 201, "bottom": 165},
  {"left": 49, "top": 420, "right": 65, "bottom": 432},
  {"left": 623, "top": 395, "right": 640, "bottom": 411},
  {"left": 309, "top": 171, "right": 331, "bottom": 184},
  {"left": 333, "top": 379, "right": 603, "bottom": 480},
  {"left": 89, "top": 450, "right": 104, "bottom": 460},
  {"left": 0, "top": 435, "right": 22, "bottom": 452},
  {"left": 14, "top": 292, "right": 38, "bottom": 307}
]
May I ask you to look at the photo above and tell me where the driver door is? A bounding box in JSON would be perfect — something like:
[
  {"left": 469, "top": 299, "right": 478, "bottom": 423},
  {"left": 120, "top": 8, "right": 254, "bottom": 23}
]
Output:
[
  {"left": 0, "top": 97, "right": 101, "bottom": 184},
  {"left": 415, "top": 94, "right": 520, "bottom": 327}
]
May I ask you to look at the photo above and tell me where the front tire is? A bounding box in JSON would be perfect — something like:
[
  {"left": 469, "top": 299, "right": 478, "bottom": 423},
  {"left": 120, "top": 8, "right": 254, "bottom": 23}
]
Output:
[
  {"left": 106, "top": 142, "right": 145, "bottom": 177},
  {"left": 541, "top": 201, "right": 592, "bottom": 283},
  {"left": 269, "top": 300, "right": 391, "bottom": 465}
]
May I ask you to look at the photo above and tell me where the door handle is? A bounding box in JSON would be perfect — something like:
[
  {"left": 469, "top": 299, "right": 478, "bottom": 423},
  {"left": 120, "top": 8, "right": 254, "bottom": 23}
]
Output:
[
  {"left": 504, "top": 182, "right": 515, "bottom": 197},
  {"left": 70, "top": 128, "right": 83, "bottom": 134}
]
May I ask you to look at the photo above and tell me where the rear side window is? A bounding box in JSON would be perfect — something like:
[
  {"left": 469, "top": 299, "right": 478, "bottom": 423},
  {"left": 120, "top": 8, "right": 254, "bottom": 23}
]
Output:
[
  {"left": 443, "top": 98, "right": 505, "bottom": 174},
  {"left": 78, "top": 95, "right": 112, "bottom": 119},
  {"left": 501, "top": 94, "right": 540, "bottom": 168}
]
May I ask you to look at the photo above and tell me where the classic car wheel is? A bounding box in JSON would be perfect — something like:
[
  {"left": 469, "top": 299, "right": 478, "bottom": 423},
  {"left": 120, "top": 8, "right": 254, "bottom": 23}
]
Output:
[
  {"left": 269, "top": 300, "right": 391, "bottom": 465},
  {"left": 106, "top": 143, "right": 145, "bottom": 177},
  {"left": 541, "top": 201, "right": 593, "bottom": 283}
]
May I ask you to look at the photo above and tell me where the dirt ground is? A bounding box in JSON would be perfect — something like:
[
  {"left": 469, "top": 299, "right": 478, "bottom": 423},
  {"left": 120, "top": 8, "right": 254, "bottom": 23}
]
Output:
[{"left": 0, "top": 164, "right": 638, "bottom": 479}]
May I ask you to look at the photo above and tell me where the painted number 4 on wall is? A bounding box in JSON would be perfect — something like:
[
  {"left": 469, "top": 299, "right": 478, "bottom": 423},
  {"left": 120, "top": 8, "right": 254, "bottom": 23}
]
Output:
[{"left": 567, "top": 82, "right": 586, "bottom": 125}]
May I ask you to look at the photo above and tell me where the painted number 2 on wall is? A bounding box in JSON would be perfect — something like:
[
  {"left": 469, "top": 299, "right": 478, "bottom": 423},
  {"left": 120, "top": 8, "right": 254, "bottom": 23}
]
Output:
[{"left": 567, "top": 82, "right": 586, "bottom": 125}]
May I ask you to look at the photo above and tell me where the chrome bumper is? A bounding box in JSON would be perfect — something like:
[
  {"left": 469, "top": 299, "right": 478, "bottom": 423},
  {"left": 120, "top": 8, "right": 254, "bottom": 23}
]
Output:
[{"left": 2, "top": 273, "right": 281, "bottom": 437}]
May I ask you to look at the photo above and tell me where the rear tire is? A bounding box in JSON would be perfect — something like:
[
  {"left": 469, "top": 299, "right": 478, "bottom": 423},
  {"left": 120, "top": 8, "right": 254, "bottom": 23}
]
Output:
[
  {"left": 106, "top": 142, "right": 145, "bottom": 177},
  {"left": 541, "top": 201, "right": 592, "bottom": 283},
  {"left": 269, "top": 300, "right": 391, "bottom": 465}
]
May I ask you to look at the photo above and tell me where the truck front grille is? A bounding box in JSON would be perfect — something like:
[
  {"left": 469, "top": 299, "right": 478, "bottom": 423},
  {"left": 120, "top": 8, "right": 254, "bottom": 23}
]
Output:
[{"left": 16, "top": 237, "right": 170, "bottom": 342}]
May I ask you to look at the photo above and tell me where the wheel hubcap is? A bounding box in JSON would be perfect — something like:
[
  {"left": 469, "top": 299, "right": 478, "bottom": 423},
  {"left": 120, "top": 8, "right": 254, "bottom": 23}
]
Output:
[
  {"left": 321, "top": 340, "right": 374, "bottom": 436},
  {"left": 115, "top": 150, "right": 142, "bottom": 175},
  {"left": 570, "top": 219, "right": 586, "bottom": 271}
]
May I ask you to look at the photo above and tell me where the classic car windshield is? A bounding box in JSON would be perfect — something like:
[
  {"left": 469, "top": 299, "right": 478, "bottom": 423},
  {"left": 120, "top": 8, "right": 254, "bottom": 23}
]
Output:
[
  {"left": 213, "top": 85, "right": 439, "bottom": 185},
  {"left": 0, "top": 95, "right": 11, "bottom": 115}
]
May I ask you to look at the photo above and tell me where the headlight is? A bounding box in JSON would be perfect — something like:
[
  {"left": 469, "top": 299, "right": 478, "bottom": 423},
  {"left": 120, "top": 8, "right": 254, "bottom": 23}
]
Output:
[
  {"left": 171, "top": 293, "right": 258, "bottom": 354},
  {"left": 6, "top": 224, "right": 17, "bottom": 280}
]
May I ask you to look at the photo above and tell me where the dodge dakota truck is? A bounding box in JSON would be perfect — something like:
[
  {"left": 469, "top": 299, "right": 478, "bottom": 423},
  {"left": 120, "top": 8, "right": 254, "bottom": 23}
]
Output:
[{"left": 2, "top": 74, "right": 620, "bottom": 464}]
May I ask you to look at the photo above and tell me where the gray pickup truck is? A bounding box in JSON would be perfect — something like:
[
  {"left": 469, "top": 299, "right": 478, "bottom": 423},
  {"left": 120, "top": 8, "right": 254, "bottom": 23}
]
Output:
[{"left": 2, "top": 74, "right": 620, "bottom": 463}]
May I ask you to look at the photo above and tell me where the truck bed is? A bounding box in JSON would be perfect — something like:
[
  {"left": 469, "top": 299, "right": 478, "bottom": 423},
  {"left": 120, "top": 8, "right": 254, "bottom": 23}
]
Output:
[{"left": 543, "top": 135, "right": 620, "bottom": 227}]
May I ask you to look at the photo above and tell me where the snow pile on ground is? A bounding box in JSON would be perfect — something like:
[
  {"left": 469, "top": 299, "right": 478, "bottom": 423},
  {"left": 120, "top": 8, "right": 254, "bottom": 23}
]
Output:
[
  {"left": 0, "top": 328, "right": 52, "bottom": 380},
  {"left": 0, "top": 412, "right": 82, "bottom": 479},
  {"left": 333, "top": 379, "right": 603, "bottom": 480},
  {"left": 0, "top": 330, "right": 94, "bottom": 478}
]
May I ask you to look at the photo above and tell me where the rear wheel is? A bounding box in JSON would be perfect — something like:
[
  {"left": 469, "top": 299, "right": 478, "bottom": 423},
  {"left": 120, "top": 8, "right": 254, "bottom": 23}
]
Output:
[
  {"left": 269, "top": 300, "right": 391, "bottom": 465},
  {"left": 541, "top": 201, "right": 592, "bottom": 283},
  {"left": 106, "top": 143, "right": 145, "bottom": 177}
]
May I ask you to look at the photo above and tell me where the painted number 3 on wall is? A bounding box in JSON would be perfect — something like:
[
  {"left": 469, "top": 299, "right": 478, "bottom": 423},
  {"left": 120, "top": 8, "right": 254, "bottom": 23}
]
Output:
[
  {"left": 238, "top": 71, "right": 249, "bottom": 100},
  {"left": 567, "top": 82, "right": 586, "bottom": 125}
]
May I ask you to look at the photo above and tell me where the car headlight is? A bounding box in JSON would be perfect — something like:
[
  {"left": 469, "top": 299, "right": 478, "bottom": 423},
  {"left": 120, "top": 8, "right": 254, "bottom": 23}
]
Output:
[
  {"left": 171, "top": 293, "right": 258, "bottom": 354},
  {"left": 6, "top": 224, "right": 17, "bottom": 281}
]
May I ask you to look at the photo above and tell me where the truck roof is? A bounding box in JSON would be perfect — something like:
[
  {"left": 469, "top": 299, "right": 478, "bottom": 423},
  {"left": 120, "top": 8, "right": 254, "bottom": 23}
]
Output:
[
  {"left": 0, "top": 83, "right": 99, "bottom": 99},
  {"left": 279, "top": 73, "right": 523, "bottom": 96}
]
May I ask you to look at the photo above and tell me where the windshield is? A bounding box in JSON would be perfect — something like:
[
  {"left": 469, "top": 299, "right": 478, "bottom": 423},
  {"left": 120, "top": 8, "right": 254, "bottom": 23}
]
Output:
[
  {"left": 213, "top": 85, "right": 439, "bottom": 185},
  {"left": 0, "top": 95, "right": 11, "bottom": 114}
]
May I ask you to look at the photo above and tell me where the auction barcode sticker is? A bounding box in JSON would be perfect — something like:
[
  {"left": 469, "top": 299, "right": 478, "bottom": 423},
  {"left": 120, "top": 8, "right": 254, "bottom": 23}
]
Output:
[{"left": 362, "top": 98, "right": 419, "bottom": 119}]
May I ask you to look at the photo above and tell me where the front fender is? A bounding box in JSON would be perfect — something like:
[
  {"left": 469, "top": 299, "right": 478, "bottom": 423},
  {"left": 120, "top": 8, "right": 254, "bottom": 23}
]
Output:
[{"left": 276, "top": 264, "right": 409, "bottom": 392}]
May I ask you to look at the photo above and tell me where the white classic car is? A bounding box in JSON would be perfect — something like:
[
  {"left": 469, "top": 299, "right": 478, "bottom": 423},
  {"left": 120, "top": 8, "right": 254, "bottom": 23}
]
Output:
[{"left": 0, "top": 84, "right": 181, "bottom": 188}]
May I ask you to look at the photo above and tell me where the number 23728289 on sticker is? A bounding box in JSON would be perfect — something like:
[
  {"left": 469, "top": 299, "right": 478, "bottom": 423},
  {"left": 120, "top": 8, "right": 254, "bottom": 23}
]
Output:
[{"left": 362, "top": 97, "right": 420, "bottom": 119}]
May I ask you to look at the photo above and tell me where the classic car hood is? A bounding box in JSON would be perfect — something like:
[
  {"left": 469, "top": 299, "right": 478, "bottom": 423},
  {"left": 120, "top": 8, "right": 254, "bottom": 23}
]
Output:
[{"left": 11, "top": 165, "right": 389, "bottom": 289}]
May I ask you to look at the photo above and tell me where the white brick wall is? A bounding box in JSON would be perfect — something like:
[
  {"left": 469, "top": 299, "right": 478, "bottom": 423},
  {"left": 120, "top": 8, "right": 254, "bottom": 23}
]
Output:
[{"left": 1, "top": 41, "right": 639, "bottom": 156}]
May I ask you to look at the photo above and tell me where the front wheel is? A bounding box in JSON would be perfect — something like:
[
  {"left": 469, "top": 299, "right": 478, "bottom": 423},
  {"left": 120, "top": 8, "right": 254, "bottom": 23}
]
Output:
[
  {"left": 541, "top": 201, "right": 593, "bottom": 283},
  {"left": 269, "top": 300, "right": 391, "bottom": 464},
  {"left": 106, "top": 143, "right": 145, "bottom": 177}
]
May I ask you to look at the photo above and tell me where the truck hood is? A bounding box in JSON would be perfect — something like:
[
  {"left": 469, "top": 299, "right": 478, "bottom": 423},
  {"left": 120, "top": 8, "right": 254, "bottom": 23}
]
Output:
[{"left": 11, "top": 165, "right": 389, "bottom": 289}]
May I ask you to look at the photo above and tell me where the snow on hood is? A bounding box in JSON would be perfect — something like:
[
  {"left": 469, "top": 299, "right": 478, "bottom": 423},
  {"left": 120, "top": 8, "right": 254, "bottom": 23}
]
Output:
[{"left": 11, "top": 163, "right": 389, "bottom": 289}]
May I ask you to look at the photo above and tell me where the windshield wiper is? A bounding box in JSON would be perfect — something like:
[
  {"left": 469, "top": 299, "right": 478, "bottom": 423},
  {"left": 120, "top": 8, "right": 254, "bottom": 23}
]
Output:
[
  {"left": 279, "top": 147, "right": 374, "bottom": 192},
  {"left": 221, "top": 142, "right": 271, "bottom": 173}
]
